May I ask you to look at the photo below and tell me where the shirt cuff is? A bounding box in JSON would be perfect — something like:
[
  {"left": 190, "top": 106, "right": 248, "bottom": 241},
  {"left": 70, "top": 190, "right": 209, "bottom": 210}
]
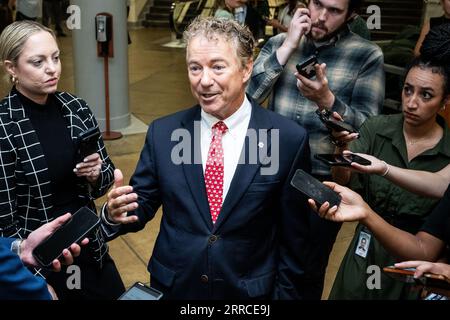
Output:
[
  {"left": 330, "top": 95, "right": 347, "bottom": 117},
  {"left": 101, "top": 203, "right": 120, "bottom": 227},
  {"left": 266, "top": 51, "right": 284, "bottom": 74}
]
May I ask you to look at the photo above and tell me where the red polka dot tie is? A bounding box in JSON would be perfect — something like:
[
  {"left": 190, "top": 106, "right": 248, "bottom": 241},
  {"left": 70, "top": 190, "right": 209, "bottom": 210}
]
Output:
[{"left": 205, "top": 121, "right": 228, "bottom": 224}]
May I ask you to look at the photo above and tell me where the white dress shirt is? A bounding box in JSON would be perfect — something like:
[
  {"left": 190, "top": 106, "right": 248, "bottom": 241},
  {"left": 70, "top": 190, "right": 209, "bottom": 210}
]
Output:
[{"left": 201, "top": 96, "right": 252, "bottom": 203}]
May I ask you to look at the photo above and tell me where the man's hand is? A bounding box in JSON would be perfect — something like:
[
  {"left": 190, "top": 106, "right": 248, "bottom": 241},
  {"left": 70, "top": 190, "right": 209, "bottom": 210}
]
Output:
[
  {"left": 106, "top": 169, "right": 139, "bottom": 224},
  {"left": 20, "top": 213, "right": 89, "bottom": 270},
  {"left": 284, "top": 8, "right": 311, "bottom": 48},
  {"left": 328, "top": 112, "right": 359, "bottom": 146},
  {"left": 307, "top": 181, "right": 371, "bottom": 222},
  {"left": 296, "top": 63, "right": 335, "bottom": 108},
  {"left": 277, "top": 8, "right": 311, "bottom": 65}
]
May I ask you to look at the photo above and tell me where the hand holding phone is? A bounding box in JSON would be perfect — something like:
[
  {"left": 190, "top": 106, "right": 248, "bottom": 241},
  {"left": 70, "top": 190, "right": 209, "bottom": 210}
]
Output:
[
  {"left": 296, "top": 55, "right": 318, "bottom": 79},
  {"left": 383, "top": 266, "right": 450, "bottom": 291},
  {"left": 314, "top": 153, "right": 371, "bottom": 166},
  {"left": 316, "top": 109, "right": 358, "bottom": 134},
  {"left": 290, "top": 169, "right": 341, "bottom": 208},
  {"left": 32, "top": 207, "right": 100, "bottom": 267}
]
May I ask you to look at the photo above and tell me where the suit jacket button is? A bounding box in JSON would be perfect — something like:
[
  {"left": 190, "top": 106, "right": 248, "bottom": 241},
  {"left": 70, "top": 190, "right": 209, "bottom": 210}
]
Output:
[
  {"left": 200, "top": 275, "right": 209, "bottom": 283},
  {"left": 208, "top": 235, "right": 218, "bottom": 244}
]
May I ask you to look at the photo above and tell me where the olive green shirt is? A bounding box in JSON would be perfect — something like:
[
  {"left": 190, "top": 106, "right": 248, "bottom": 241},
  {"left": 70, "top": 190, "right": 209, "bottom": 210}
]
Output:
[
  {"left": 330, "top": 113, "right": 450, "bottom": 300},
  {"left": 350, "top": 113, "right": 450, "bottom": 224}
]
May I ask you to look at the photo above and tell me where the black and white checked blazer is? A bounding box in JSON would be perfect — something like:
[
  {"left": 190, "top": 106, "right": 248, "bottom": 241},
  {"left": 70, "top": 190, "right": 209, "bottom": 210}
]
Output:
[{"left": 0, "top": 89, "right": 115, "bottom": 267}]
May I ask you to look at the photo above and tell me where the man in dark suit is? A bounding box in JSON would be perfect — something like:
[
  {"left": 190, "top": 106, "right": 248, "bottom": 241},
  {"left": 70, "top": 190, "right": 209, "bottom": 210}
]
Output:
[
  {"left": 0, "top": 213, "right": 86, "bottom": 300},
  {"left": 101, "top": 17, "right": 312, "bottom": 299}
]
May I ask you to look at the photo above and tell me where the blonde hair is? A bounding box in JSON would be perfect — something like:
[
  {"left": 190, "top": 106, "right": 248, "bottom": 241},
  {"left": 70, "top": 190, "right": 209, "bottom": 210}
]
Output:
[
  {"left": 183, "top": 16, "right": 255, "bottom": 69},
  {"left": 0, "top": 21, "right": 56, "bottom": 83}
]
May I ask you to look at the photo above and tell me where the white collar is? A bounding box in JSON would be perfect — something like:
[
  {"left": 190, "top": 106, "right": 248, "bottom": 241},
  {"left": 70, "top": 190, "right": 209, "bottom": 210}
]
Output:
[{"left": 201, "top": 95, "right": 252, "bottom": 136}]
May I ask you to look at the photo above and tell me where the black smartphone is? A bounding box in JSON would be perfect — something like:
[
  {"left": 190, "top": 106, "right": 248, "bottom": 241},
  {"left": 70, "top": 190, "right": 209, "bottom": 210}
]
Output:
[
  {"left": 32, "top": 207, "right": 100, "bottom": 267},
  {"left": 290, "top": 169, "right": 341, "bottom": 208},
  {"left": 314, "top": 153, "right": 372, "bottom": 166},
  {"left": 296, "top": 55, "right": 318, "bottom": 79},
  {"left": 118, "top": 282, "right": 164, "bottom": 300},
  {"left": 316, "top": 109, "right": 358, "bottom": 134},
  {"left": 323, "top": 117, "right": 358, "bottom": 133},
  {"left": 77, "top": 127, "right": 100, "bottom": 160}
]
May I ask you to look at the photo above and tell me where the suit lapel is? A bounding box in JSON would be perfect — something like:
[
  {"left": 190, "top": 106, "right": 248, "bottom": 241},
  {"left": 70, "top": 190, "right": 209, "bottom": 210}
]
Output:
[
  {"left": 54, "top": 92, "right": 90, "bottom": 140},
  {"left": 214, "top": 100, "right": 273, "bottom": 232},
  {"left": 180, "top": 106, "right": 214, "bottom": 230},
  {"left": 7, "top": 90, "right": 53, "bottom": 211}
]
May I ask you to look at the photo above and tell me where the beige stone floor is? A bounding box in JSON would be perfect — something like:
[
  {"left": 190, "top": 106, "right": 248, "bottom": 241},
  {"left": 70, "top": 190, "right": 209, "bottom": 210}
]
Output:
[{"left": 53, "top": 27, "right": 356, "bottom": 299}]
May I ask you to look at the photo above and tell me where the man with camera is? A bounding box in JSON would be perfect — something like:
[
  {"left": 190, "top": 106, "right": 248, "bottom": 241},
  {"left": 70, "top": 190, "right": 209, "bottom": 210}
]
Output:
[{"left": 247, "top": 0, "right": 385, "bottom": 299}]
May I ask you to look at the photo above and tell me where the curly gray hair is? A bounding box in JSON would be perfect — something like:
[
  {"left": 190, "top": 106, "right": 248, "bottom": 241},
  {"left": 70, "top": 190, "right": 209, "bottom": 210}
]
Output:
[{"left": 183, "top": 16, "right": 255, "bottom": 69}]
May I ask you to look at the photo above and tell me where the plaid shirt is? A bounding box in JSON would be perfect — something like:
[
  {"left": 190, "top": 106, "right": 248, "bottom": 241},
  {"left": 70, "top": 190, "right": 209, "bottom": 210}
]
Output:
[
  {"left": 0, "top": 90, "right": 114, "bottom": 268},
  {"left": 248, "top": 26, "right": 385, "bottom": 175}
]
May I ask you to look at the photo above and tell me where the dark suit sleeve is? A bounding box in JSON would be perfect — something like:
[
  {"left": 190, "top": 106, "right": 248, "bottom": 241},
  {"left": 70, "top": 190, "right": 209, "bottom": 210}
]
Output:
[
  {"left": 102, "top": 122, "right": 162, "bottom": 239},
  {"left": 274, "top": 131, "right": 312, "bottom": 299},
  {"left": 0, "top": 238, "right": 51, "bottom": 300}
]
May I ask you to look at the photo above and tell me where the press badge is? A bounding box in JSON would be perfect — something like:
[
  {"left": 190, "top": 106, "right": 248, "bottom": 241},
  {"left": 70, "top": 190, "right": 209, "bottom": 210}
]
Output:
[{"left": 355, "top": 230, "right": 371, "bottom": 258}]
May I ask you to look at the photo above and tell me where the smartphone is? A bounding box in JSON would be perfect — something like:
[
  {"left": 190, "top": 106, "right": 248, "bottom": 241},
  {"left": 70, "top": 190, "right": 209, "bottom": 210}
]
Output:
[
  {"left": 323, "top": 117, "right": 358, "bottom": 133},
  {"left": 77, "top": 127, "right": 100, "bottom": 160},
  {"left": 314, "top": 153, "right": 372, "bottom": 166},
  {"left": 316, "top": 109, "right": 358, "bottom": 134},
  {"left": 383, "top": 266, "right": 419, "bottom": 284},
  {"left": 118, "top": 282, "right": 164, "bottom": 300},
  {"left": 32, "top": 207, "right": 100, "bottom": 267},
  {"left": 383, "top": 266, "right": 450, "bottom": 290},
  {"left": 290, "top": 169, "right": 341, "bottom": 208},
  {"left": 296, "top": 55, "right": 318, "bottom": 79}
]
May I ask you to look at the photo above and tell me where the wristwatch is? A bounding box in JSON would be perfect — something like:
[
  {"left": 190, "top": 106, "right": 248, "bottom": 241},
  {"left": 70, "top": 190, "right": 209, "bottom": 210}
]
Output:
[{"left": 10, "top": 239, "right": 24, "bottom": 256}]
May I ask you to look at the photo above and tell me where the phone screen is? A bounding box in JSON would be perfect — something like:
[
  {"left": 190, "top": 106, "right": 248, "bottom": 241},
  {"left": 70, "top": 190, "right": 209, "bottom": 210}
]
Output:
[
  {"left": 32, "top": 207, "right": 100, "bottom": 267},
  {"left": 290, "top": 169, "right": 341, "bottom": 207},
  {"left": 118, "top": 282, "right": 163, "bottom": 300}
]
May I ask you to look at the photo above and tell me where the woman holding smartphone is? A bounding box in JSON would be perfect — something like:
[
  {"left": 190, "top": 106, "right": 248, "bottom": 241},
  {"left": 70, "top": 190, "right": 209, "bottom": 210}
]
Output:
[
  {"left": 335, "top": 150, "right": 450, "bottom": 199},
  {"left": 309, "top": 180, "right": 450, "bottom": 295},
  {"left": 0, "top": 21, "right": 125, "bottom": 299},
  {"left": 326, "top": 24, "right": 450, "bottom": 300}
]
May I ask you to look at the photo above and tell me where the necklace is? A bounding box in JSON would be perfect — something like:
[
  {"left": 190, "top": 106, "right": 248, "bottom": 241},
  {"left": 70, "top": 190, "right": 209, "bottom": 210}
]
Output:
[
  {"left": 405, "top": 137, "right": 424, "bottom": 146},
  {"left": 403, "top": 126, "right": 441, "bottom": 147}
]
